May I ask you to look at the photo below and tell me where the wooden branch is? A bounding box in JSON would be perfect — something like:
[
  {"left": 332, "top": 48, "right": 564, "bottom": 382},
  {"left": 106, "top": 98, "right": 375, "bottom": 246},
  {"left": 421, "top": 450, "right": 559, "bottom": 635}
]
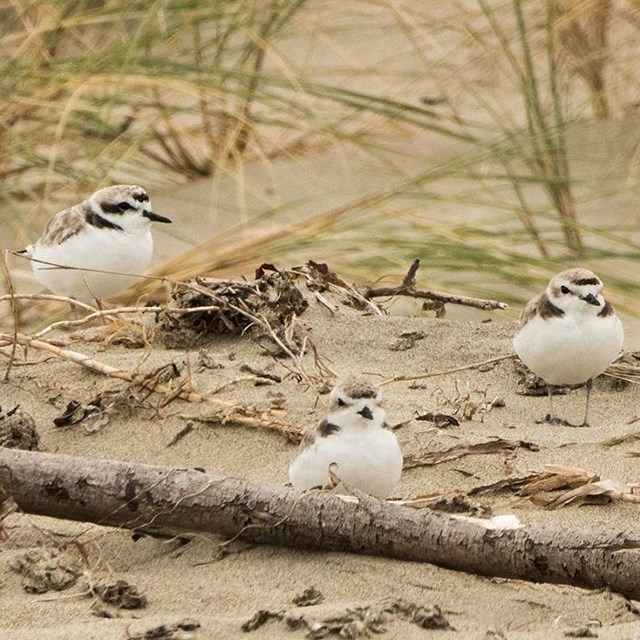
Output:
[
  {"left": 2, "top": 449, "right": 640, "bottom": 599},
  {"left": 364, "top": 259, "right": 508, "bottom": 311}
]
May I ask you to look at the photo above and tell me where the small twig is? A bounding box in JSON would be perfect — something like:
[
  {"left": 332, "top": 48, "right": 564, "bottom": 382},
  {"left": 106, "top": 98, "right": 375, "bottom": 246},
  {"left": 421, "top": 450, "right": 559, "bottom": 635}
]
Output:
[
  {"left": 363, "top": 259, "right": 508, "bottom": 311},
  {"left": 0, "top": 296, "right": 229, "bottom": 339},
  {"left": 0, "top": 333, "right": 301, "bottom": 439},
  {"left": 377, "top": 354, "right": 516, "bottom": 387},
  {"left": 166, "top": 422, "right": 194, "bottom": 447},
  {"left": 238, "top": 364, "right": 282, "bottom": 383},
  {"left": 0, "top": 293, "right": 98, "bottom": 313},
  {"left": 210, "top": 375, "right": 272, "bottom": 395},
  {"left": 402, "top": 258, "right": 420, "bottom": 288},
  {"left": 183, "top": 411, "right": 301, "bottom": 443}
]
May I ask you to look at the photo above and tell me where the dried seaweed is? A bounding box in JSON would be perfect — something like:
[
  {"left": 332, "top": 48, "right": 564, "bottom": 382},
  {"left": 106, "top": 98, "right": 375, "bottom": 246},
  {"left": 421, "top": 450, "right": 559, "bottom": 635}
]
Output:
[
  {"left": 156, "top": 267, "right": 308, "bottom": 349},
  {"left": 9, "top": 547, "right": 82, "bottom": 593},
  {"left": 94, "top": 579, "right": 147, "bottom": 609},
  {"left": 242, "top": 599, "right": 452, "bottom": 637},
  {"left": 0, "top": 405, "right": 39, "bottom": 450}
]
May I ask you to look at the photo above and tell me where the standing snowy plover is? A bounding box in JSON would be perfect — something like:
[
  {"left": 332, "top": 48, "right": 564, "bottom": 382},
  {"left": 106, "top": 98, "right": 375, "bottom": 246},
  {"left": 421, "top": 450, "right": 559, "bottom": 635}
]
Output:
[
  {"left": 289, "top": 377, "right": 403, "bottom": 498},
  {"left": 513, "top": 268, "right": 623, "bottom": 427},
  {"left": 20, "top": 185, "right": 172, "bottom": 304}
]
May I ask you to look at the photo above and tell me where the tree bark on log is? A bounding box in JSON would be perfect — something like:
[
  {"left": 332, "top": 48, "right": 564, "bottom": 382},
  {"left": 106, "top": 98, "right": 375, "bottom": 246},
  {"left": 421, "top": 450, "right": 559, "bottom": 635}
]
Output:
[{"left": 1, "top": 448, "right": 640, "bottom": 599}]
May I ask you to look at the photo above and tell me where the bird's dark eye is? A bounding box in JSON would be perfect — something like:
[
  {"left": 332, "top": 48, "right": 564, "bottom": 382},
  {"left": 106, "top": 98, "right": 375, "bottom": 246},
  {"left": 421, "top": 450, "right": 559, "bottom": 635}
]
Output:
[
  {"left": 337, "top": 398, "right": 346, "bottom": 407},
  {"left": 118, "top": 202, "right": 132, "bottom": 211},
  {"left": 560, "top": 285, "right": 570, "bottom": 294}
]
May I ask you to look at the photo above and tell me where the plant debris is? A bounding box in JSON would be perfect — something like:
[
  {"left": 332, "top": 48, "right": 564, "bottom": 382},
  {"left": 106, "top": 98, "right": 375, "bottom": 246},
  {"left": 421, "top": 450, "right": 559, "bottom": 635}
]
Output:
[
  {"left": 241, "top": 609, "right": 284, "bottom": 632},
  {"left": 564, "top": 625, "right": 599, "bottom": 638},
  {"left": 94, "top": 579, "right": 148, "bottom": 609},
  {"left": 243, "top": 599, "right": 452, "bottom": 637},
  {"left": 0, "top": 405, "right": 39, "bottom": 450},
  {"left": 415, "top": 412, "right": 460, "bottom": 428},
  {"left": 9, "top": 547, "right": 82, "bottom": 593},
  {"left": 183, "top": 405, "right": 302, "bottom": 443},
  {"left": 404, "top": 438, "right": 539, "bottom": 469},
  {"left": 293, "top": 587, "right": 324, "bottom": 607},
  {"left": 156, "top": 267, "right": 308, "bottom": 349},
  {"left": 401, "top": 493, "right": 490, "bottom": 516},
  {"left": 362, "top": 258, "right": 507, "bottom": 313},
  {"left": 53, "top": 362, "right": 187, "bottom": 432},
  {"left": 53, "top": 399, "right": 100, "bottom": 428},
  {"left": 431, "top": 382, "right": 505, "bottom": 422},
  {"left": 389, "top": 331, "right": 426, "bottom": 352},
  {"left": 468, "top": 464, "right": 640, "bottom": 509},
  {"left": 384, "top": 600, "right": 451, "bottom": 630},
  {"left": 602, "top": 430, "right": 640, "bottom": 447},
  {"left": 127, "top": 618, "right": 200, "bottom": 639}
]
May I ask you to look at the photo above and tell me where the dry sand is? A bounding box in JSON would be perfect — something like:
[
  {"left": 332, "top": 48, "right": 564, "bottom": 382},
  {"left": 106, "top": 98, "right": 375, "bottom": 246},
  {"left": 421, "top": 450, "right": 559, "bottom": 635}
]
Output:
[{"left": 2, "top": 286, "right": 640, "bottom": 640}]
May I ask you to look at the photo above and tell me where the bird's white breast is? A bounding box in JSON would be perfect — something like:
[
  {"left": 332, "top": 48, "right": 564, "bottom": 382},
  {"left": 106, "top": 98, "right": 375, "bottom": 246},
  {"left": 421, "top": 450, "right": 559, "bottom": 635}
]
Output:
[
  {"left": 289, "top": 427, "right": 403, "bottom": 498},
  {"left": 513, "top": 310, "right": 623, "bottom": 385},
  {"left": 30, "top": 224, "right": 153, "bottom": 302}
]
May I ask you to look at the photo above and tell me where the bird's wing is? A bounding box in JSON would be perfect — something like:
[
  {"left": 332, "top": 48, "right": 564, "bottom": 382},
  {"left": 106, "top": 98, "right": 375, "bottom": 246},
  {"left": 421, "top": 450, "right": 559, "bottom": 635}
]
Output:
[
  {"left": 37, "top": 204, "right": 88, "bottom": 248},
  {"left": 298, "top": 418, "right": 340, "bottom": 451}
]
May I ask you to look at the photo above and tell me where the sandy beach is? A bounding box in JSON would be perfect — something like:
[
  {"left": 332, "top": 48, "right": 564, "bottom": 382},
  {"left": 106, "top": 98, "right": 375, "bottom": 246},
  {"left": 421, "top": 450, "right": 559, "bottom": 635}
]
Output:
[{"left": 2, "top": 273, "right": 640, "bottom": 640}]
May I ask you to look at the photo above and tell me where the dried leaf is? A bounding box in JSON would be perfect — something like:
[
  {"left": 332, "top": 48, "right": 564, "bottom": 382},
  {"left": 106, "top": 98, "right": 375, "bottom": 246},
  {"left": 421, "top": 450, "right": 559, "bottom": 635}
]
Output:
[
  {"left": 404, "top": 438, "right": 539, "bottom": 469},
  {"left": 415, "top": 413, "right": 460, "bottom": 427},
  {"left": 472, "top": 464, "right": 640, "bottom": 510},
  {"left": 544, "top": 479, "right": 640, "bottom": 509}
]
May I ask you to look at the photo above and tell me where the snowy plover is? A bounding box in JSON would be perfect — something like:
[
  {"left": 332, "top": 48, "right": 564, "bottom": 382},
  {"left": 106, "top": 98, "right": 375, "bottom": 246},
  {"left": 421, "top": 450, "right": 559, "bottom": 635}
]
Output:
[
  {"left": 289, "top": 377, "right": 403, "bottom": 498},
  {"left": 20, "top": 185, "right": 172, "bottom": 304},
  {"left": 513, "top": 268, "right": 623, "bottom": 427}
]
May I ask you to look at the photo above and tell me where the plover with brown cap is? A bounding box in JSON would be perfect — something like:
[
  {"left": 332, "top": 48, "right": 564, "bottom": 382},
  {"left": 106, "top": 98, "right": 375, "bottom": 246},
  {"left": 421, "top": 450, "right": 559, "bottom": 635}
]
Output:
[
  {"left": 514, "top": 268, "right": 623, "bottom": 427},
  {"left": 20, "top": 185, "right": 172, "bottom": 304},
  {"left": 289, "top": 377, "right": 403, "bottom": 498}
]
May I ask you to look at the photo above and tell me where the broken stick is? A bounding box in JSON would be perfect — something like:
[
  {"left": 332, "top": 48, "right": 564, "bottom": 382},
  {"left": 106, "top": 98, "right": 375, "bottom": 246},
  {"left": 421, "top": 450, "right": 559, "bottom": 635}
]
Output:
[
  {"left": 1, "top": 449, "right": 640, "bottom": 599},
  {"left": 364, "top": 259, "right": 508, "bottom": 311}
]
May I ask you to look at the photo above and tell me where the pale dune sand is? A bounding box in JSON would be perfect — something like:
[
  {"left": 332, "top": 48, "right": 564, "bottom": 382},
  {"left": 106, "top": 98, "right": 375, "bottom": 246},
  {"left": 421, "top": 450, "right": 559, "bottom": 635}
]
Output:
[{"left": 2, "top": 294, "right": 640, "bottom": 639}]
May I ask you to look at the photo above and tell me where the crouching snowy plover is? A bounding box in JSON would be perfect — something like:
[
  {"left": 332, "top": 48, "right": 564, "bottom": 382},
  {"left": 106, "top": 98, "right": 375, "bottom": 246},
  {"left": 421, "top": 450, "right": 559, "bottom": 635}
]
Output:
[
  {"left": 289, "top": 377, "right": 403, "bottom": 498},
  {"left": 513, "top": 268, "right": 623, "bottom": 427},
  {"left": 19, "top": 185, "right": 172, "bottom": 304}
]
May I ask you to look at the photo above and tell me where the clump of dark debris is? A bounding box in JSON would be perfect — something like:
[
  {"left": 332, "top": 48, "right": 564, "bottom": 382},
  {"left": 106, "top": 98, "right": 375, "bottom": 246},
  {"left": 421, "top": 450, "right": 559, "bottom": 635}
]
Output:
[
  {"left": 154, "top": 261, "right": 385, "bottom": 352},
  {"left": 9, "top": 547, "right": 82, "bottom": 593},
  {"left": 156, "top": 265, "right": 309, "bottom": 350},
  {"left": 94, "top": 579, "right": 148, "bottom": 609},
  {"left": 126, "top": 619, "right": 200, "bottom": 640},
  {"left": 293, "top": 586, "right": 324, "bottom": 607},
  {"left": 0, "top": 405, "right": 39, "bottom": 450},
  {"left": 241, "top": 598, "right": 452, "bottom": 636}
]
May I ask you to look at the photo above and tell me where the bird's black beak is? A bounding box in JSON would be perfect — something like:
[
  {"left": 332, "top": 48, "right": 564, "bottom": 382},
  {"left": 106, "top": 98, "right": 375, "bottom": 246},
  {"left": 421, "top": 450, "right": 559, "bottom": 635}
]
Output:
[
  {"left": 143, "top": 211, "right": 172, "bottom": 223},
  {"left": 580, "top": 293, "right": 600, "bottom": 306},
  {"left": 357, "top": 406, "right": 374, "bottom": 420}
]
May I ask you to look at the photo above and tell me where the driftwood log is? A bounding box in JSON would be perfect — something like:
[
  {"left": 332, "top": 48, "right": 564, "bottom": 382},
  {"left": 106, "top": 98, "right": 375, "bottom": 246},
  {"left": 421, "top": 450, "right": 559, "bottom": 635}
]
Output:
[{"left": 1, "top": 448, "right": 640, "bottom": 599}]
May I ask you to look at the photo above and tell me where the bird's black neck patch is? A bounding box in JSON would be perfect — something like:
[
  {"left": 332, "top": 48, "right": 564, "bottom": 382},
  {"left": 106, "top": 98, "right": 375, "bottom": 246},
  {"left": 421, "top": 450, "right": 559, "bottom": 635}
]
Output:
[
  {"left": 538, "top": 294, "right": 564, "bottom": 320},
  {"left": 86, "top": 211, "right": 123, "bottom": 231},
  {"left": 318, "top": 420, "right": 341, "bottom": 437}
]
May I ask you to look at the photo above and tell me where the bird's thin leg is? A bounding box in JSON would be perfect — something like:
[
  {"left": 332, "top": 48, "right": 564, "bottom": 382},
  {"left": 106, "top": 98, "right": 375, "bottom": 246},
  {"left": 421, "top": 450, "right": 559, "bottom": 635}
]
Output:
[
  {"left": 545, "top": 385, "right": 556, "bottom": 423},
  {"left": 578, "top": 378, "right": 593, "bottom": 428},
  {"left": 544, "top": 386, "right": 571, "bottom": 426}
]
